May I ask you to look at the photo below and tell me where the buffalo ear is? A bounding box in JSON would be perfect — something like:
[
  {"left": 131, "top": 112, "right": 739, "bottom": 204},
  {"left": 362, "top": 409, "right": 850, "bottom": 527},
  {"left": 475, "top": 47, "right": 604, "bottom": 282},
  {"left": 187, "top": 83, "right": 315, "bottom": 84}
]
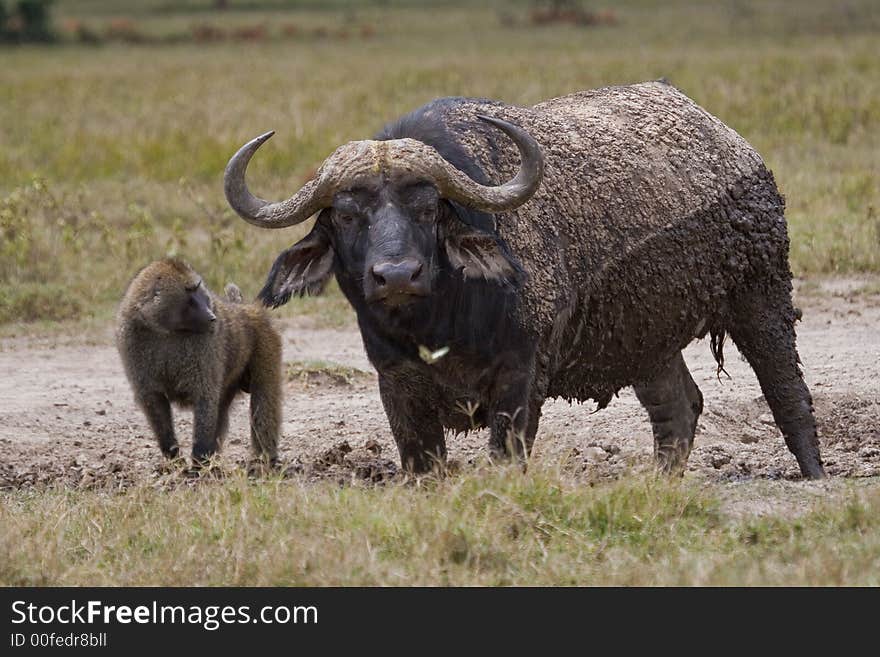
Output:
[
  {"left": 258, "top": 225, "right": 335, "bottom": 308},
  {"left": 443, "top": 219, "right": 522, "bottom": 287}
]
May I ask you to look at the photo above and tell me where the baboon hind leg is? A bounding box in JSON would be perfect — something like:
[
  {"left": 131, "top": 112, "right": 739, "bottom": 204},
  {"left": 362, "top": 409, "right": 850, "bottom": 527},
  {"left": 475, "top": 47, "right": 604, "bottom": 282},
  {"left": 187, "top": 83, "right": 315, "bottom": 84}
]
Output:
[
  {"left": 728, "top": 285, "right": 825, "bottom": 479},
  {"left": 633, "top": 351, "right": 703, "bottom": 474},
  {"left": 247, "top": 356, "right": 282, "bottom": 468},
  {"left": 215, "top": 386, "right": 238, "bottom": 448}
]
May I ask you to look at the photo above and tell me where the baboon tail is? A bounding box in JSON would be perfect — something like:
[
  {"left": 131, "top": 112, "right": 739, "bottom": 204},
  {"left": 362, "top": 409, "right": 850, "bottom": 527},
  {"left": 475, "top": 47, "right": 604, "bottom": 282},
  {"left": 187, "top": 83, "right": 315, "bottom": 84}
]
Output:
[{"left": 224, "top": 283, "right": 244, "bottom": 304}]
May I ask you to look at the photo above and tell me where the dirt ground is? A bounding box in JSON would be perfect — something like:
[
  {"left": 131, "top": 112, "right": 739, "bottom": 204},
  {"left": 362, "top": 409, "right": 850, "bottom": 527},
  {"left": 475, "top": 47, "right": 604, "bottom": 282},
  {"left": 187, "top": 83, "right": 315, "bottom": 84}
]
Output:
[{"left": 1, "top": 278, "right": 878, "bottom": 501}]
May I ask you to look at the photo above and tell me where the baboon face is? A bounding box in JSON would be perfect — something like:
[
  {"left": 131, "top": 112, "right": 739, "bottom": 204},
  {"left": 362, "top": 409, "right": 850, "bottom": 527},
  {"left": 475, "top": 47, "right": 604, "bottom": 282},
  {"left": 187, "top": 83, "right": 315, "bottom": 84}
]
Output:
[{"left": 137, "top": 262, "right": 217, "bottom": 334}]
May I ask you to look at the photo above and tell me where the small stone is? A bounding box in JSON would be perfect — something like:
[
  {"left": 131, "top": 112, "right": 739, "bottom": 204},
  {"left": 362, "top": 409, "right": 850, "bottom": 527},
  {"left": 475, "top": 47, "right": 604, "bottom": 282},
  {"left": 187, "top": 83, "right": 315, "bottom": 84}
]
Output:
[
  {"left": 96, "top": 409, "right": 106, "bottom": 416},
  {"left": 364, "top": 439, "right": 382, "bottom": 455},
  {"left": 758, "top": 413, "right": 775, "bottom": 426},
  {"left": 711, "top": 452, "right": 731, "bottom": 468},
  {"left": 583, "top": 446, "right": 607, "bottom": 462}
]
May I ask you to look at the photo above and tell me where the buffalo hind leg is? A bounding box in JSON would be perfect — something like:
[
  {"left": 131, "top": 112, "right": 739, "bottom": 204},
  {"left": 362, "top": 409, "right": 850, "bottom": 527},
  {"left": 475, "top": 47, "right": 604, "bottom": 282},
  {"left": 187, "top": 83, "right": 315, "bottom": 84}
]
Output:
[
  {"left": 633, "top": 352, "right": 703, "bottom": 474},
  {"left": 728, "top": 286, "right": 825, "bottom": 479}
]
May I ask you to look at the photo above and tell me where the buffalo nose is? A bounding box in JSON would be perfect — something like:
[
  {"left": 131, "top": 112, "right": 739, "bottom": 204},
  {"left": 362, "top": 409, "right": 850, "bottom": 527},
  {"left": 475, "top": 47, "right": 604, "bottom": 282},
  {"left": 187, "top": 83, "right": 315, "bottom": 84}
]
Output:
[{"left": 371, "top": 259, "right": 424, "bottom": 292}]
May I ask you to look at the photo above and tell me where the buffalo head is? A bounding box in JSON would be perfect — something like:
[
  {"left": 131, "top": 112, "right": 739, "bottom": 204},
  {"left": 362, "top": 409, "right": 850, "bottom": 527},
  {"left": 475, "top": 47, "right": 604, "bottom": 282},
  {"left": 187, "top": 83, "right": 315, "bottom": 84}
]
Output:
[{"left": 223, "top": 116, "right": 544, "bottom": 312}]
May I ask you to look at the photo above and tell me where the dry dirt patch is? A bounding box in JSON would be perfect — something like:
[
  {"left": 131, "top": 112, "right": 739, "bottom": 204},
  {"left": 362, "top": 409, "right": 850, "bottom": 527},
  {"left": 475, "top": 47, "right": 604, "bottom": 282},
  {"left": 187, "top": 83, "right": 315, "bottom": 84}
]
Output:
[{"left": 0, "top": 280, "right": 878, "bottom": 497}]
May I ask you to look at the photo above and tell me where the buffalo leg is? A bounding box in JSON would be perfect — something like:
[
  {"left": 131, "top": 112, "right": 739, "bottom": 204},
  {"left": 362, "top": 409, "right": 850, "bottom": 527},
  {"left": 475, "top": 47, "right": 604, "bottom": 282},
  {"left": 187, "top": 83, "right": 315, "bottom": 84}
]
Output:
[
  {"left": 487, "top": 371, "right": 538, "bottom": 462},
  {"left": 633, "top": 351, "right": 703, "bottom": 474},
  {"left": 728, "top": 285, "right": 825, "bottom": 479},
  {"left": 379, "top": 372, "right": 446, "bottom": 474}
]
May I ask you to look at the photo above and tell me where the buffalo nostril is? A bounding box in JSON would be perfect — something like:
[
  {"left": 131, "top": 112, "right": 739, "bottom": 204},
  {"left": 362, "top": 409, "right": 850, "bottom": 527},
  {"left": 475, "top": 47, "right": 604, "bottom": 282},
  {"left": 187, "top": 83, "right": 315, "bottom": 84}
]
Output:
[
  {"left": 371, "top": 267, "right": 387, "bottom": 286},
  {"left": 410, "top": 262, "right": 423, "bottom": 281}
]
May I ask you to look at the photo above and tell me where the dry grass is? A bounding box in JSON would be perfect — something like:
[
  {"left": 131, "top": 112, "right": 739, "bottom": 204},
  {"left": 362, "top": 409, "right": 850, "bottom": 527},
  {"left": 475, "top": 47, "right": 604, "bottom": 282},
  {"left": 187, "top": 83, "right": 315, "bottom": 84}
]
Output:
[
  {"left": 2, "top": 0, "right": 879, "bottom": 326},
  {"left": 2, "top": 466, "right": 878, "bottom": 586}
]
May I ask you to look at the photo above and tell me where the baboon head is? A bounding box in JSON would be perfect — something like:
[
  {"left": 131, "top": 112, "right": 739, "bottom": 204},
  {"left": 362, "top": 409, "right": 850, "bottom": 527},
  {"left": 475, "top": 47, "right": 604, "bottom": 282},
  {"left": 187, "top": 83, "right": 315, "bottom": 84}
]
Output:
[{"left": 128, "top": 258, "right": 216, "bottom": 334}]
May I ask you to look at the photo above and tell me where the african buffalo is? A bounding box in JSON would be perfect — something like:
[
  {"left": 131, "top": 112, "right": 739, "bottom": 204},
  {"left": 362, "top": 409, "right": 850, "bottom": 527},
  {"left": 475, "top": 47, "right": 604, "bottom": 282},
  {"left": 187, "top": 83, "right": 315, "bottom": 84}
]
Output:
[{"left": 224, "top": 80, "right": 825, "bottom": 479}]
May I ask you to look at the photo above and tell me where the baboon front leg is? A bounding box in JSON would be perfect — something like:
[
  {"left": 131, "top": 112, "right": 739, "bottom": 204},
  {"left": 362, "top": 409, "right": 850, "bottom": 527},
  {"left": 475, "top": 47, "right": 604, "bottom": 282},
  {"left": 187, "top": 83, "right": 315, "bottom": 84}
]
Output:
[
  {"left": 729, "top": 287, "right": 825, "bottom": 479},
  {"left": 138, "top": 392, "right": 178, "bottom": 459},
  {"left": 633, "top": 352, "right": 703, "bottom": 474},
  {"left": 191, "top": 396, "right": 221, "bottom": 465},
  {"left": 378, "top": 373, "right": 446, "bottom": 475}
]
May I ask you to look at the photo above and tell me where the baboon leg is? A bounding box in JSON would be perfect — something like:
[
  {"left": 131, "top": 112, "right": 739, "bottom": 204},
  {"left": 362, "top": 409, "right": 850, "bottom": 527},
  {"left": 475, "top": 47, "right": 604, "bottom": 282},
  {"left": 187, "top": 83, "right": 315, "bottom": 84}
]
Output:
[
  {"left": 139, "top": 392, "right": 178, "bottom": 459},
  {"left": 728, "top": 286, "right": 825, "bottom": 479},
  {"left": 191, "top": 396, "right": 221, "bottom": 465},
  {"left": 633, "top": 352, "right": 703, "bottom": 474},
  {"left": 248, "top": 359, "right": 282, "bottom": 466},
  {"left": 215, "top": 387, "right": 237, "bottom": 447},
  {"left": 379, "top": 373, "right": 446, "bottom": 475}
]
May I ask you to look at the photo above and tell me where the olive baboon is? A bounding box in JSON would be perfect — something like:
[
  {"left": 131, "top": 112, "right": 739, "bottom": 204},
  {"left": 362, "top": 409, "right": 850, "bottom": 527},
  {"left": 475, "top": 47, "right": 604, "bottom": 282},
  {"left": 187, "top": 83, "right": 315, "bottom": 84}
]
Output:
[{"left": 116, "top": 258, "right": 282, "bottom": 467}]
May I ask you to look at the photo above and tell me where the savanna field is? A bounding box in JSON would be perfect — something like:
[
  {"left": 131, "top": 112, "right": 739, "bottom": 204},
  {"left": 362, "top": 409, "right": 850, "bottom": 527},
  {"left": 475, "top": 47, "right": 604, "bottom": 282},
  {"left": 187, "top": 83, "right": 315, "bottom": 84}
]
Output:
[{"left": 1, "top": 0, "right": 879, "bottom": 585}]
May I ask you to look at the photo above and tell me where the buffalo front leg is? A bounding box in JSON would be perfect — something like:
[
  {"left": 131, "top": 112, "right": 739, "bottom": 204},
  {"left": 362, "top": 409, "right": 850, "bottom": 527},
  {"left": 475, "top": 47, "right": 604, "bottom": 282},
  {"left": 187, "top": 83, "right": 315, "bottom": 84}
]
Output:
[
  {"left": 633, "top": 351, "right": 703, "bottom": 474},
  {"left": 378, "top": 373, "right": 446, "bottom": 474},
  {"left": 487, "top": 370, "right": 539, "bottom": 463},
  {"left": 729, "top": 285, "right": 825, "bottom": 479}
]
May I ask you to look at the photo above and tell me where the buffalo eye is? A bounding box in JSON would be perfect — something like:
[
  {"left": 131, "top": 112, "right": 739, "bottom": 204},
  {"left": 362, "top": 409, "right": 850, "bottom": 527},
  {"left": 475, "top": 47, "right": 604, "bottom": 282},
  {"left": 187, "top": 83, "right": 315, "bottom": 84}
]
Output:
[{"left": 333, "top": 208, "right": 359, "bottom": 226}]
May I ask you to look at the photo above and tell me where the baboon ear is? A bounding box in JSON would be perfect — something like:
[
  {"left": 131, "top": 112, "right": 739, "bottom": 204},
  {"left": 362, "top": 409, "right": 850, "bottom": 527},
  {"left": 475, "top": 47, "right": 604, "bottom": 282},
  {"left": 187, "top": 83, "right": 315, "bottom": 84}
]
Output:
[
  {"left": 443, "top": 218, "right": 522, "bottom": 287},
  {"left": 258, "top": 226, "right": 335, "bottom": 308}
]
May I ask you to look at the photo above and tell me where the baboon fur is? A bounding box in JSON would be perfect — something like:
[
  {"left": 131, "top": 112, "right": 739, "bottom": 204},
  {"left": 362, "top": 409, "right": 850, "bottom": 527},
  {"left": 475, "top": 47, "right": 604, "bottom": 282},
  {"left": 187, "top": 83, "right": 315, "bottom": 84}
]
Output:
[{"left": 116, "top": 258, "right": 282, "bottom": 466}]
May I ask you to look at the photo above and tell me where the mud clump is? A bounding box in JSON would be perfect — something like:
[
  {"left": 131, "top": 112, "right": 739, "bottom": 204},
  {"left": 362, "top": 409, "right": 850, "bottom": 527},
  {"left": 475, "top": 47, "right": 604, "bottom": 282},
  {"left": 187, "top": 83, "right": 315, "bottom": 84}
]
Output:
[{"left": 303, "top": 440, "right": 399, "bottom": 485}]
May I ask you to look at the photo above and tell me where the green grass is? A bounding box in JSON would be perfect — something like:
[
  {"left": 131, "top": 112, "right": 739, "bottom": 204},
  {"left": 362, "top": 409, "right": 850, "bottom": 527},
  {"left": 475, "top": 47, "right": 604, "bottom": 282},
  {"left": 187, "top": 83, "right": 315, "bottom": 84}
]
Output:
[
  {"left": 2, "top": 467, "right": 878, "bottom": 585},
  {"left": 1, "top": 1, "right": 879, "bottom": 325}
]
